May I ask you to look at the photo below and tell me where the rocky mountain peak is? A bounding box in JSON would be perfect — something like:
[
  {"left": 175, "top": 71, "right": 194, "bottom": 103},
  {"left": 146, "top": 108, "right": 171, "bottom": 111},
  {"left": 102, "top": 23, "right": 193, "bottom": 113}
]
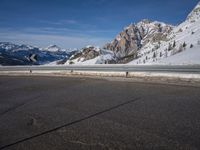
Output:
[
  {"left": 186, "top": 1, "right": 200, "bottom": 22},
  {"left": 44, "top": 45, "right": 61, "bottom": 52},
  {"left": 0, "top": 42, "right": 17, "bottom": 50},
  {"left": 104, "top": 19, "right": 173, "bottom": 59},
  {"left": 137, "top": 19, "right": 151, "bottom": 25},
  {"left": 66, "top": 46, "right": 100, "bottom": 64},
  {"left": 0, "top": 42, "right": 36, "bottom": 51}
]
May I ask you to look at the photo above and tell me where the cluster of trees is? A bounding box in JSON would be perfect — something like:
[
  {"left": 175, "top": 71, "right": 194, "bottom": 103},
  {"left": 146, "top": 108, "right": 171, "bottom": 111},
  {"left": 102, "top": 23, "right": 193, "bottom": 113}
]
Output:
[
  {"left": 168, "top": 40, "right": 176, "bottom": 51},
  {"left": 138, "top": 39, "right": 197, "bottom": 64}
]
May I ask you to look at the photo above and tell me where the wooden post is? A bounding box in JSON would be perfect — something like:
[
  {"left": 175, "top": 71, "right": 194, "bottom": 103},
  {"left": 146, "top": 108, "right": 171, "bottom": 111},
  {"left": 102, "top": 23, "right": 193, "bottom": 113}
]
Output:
[{"left": 126, "top": 71, "right": 128, "bottom": 78}]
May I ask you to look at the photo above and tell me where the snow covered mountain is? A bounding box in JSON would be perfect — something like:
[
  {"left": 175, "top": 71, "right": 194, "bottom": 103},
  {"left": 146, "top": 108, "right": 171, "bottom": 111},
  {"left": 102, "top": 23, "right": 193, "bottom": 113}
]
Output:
[
  {"left": 104, "top": 2, "right": 200, "bottom": 65},
  {"left": 128, "top": 1, "right": 200, "bottom": 65},
  {"left": 44, "top": 45, "right": 64, "bottom": 52},
  {"left": 72, "top": 1, "right": 200, "bottom": 65},
  {"left": 0, "top": 42, "right": 76, "bottom": 65},
  {"left": 187, "top": 2, "right": 200, "bottom": 22},
  {"left": 104, "top": 20, "right": 173, "bottom": 61},
  {"left": 1, "top": 2, "right": 200, "bottom": 66},
  {"left": 65, "top": 45, "right": 116, "bottom": 65},
  {"left": 67, "top": 2, "right": 200, "bottom": 65}
]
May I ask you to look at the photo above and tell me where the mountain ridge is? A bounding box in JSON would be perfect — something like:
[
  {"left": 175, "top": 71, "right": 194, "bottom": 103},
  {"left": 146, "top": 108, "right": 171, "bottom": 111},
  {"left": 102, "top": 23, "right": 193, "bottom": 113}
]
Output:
[
  {"left": 0, "top": 1, "right": 200, "bottom": 65},
  {"left": 0, "top": 42, "right": 77, "bottom": 65}
]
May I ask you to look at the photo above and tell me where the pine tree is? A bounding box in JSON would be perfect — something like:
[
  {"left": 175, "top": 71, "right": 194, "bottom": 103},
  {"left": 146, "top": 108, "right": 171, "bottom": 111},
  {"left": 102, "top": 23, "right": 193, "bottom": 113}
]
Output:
[
  {"left": 190, "top": 44, "right": 193, "bottom": 48},
  {"left": 165, "top": 49, "right": 168, "bottom": 58},
  {"left": 153, "top": 52, "right": 156, "bottom": 58},
  {"left": 178, "top": 44, "right": 183, "bottom": 52},
  {"left": 168, "top": 43, "right": 173, "bottom": 51},
  {"left": 172, "top": 40, "right": 176, "bottom": 48},
  {"left": 158, "top": 41, "right": 161, "bottom": 46},
  {"left": 178, "top": 28, "right": 183, "bottom": 32},
  {"left": 183, "top": 42, "right": 187, "bottom": 48}
]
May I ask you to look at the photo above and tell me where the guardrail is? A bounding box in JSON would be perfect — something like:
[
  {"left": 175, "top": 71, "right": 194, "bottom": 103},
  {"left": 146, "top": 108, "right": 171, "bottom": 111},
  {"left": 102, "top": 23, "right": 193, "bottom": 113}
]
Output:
[{"left": 1, "top": 65, "right": 200, "bottom": 74}]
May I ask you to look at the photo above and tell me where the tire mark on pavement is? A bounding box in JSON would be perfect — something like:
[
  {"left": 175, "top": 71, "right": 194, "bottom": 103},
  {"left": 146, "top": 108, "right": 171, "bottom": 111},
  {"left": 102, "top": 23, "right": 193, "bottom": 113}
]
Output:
[
  {"left": 0, "top": 97, "right": 140, "bottom": 150},
  {"left": 0, "top": 95, "right": 41, "bottom": 117}
]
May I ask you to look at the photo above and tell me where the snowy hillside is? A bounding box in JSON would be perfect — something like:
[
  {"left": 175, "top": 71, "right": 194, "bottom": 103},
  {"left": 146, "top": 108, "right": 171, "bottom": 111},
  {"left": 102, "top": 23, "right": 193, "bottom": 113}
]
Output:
[
  {"left": 156, "top": 45, "right": 200, "bottom": 65},
  {"left": 128, "top": 2, "right": 200, "bottom": 65},
  {"left": 65, "top": 46, "right": 116, "bottom": 65},
  {"left": 62, "top": 1, "right": 200, "bottom": 66}
]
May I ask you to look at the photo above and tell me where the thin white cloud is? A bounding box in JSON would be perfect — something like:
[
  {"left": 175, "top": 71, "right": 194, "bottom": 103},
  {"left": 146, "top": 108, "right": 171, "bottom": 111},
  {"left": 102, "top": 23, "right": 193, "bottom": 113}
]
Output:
[
  {"left": 20, "top": 26, "right": 115, "bottom": 35},
  {"left": 0, "top": 28, "right": 111, "bottom": 49},
  {"left": 39, "top": 19, "right": 78, "bottom": 25},
  {"left": 61, "top": 19, "right": 78, "bottom": 24}
]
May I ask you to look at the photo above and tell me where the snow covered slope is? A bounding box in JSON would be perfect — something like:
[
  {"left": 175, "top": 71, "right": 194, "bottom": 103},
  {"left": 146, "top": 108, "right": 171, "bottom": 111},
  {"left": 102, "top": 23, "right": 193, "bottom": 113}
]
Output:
[
  {"left": 128, "top": 2, "right": 200, "bottom": 65},
  {"left": 66, "top": 1, "right": 200, "bottom": 66},
  {"left": 155, "top": 45, "right": 200, "bottom": 65},
  {"left": 65, "top": 46, "right": 116, "bottom": 65}
]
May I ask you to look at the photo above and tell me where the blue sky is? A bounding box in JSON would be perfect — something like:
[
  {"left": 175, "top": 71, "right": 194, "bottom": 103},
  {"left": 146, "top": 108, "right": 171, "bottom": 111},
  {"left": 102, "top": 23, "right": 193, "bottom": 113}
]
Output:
[{"left": 0, "top": 0, "right": 199, "bottom": 49}]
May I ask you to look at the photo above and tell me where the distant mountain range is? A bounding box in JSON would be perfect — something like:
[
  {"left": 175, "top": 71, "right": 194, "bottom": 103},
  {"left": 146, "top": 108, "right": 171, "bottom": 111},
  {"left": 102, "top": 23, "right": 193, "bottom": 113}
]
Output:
[
  {"left": 1, "top": 1, "right": 200, "bottom": 66},
  {"left": 0, "top": 42, "right": 77, "bottom": 65}
]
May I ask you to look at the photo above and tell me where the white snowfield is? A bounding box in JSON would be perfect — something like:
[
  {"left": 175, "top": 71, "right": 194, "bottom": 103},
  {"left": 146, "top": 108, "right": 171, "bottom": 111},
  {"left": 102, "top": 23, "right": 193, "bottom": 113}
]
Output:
[
  {"left": 155, "top": 45, "right": 200, "bottom": 65},
  {"left": 65, "top": 54, "right": 113, "bottom": 65},
  {"left": 76, "top": 54, "right": 114, "bottom": 65}
]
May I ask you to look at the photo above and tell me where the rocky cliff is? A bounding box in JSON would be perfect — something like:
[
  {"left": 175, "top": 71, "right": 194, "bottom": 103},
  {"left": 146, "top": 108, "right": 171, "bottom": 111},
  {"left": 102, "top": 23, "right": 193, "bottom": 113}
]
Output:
[{"left": 104, "top": 20, "right": 173, "bottom": 60}]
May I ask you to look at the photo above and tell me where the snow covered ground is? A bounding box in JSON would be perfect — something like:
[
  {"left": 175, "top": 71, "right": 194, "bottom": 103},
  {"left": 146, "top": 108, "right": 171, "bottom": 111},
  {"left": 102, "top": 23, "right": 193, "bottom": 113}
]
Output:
[
  {"left": 65, "top": 47, "right": 115, "bottom": 65},
  {"left": 124, "top": 3, "right": 200, "bottom": 65},
  {"left": 155, "top": 45, "right": 200, "bottom": 65},
  {"left": 66, "top": 54, "right": 114, "bottom": 65}
]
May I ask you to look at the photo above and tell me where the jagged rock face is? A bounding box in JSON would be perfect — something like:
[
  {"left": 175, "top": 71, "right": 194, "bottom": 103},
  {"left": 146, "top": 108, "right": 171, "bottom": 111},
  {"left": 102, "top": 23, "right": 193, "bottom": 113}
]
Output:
[
  {"left": 68, "top": 46, "right": 100, "bottom": 63},
  {"left": 104, "top": 20, "right": 173, "bottom": 58},
  {"left": 83, "top": 48, "right": 99, "bottom": 61}
]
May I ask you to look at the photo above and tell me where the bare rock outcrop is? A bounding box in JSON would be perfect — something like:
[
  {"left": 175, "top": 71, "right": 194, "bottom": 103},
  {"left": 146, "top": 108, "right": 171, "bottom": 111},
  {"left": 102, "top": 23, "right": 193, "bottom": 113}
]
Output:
[{"left": 104, "top": 20, "right": 173, "bottom": 59}]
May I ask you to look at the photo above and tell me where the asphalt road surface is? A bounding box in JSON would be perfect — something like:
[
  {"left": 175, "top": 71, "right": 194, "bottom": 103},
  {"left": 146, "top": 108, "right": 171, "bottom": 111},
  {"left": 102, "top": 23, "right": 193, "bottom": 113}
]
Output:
[{"left": 0, "top": 76, "right": 200, "bottom": 150}]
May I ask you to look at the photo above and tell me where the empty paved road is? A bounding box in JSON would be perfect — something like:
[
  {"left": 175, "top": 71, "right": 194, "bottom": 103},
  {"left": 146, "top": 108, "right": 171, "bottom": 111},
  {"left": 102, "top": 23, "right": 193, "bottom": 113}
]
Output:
[{"left": 0, "top": 76, "right": 200, "bottom": 150}]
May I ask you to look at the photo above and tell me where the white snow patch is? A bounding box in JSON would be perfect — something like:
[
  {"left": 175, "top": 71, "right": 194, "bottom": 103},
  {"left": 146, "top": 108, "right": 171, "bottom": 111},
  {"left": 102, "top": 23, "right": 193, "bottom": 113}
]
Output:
[{"left": 155, "top": 45, "right": 200, "bottom": 65}]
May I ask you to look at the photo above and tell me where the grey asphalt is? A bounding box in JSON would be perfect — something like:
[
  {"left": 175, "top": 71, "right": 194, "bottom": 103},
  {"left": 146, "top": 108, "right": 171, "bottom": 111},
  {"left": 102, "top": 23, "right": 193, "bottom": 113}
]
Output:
[{"left": 0, "top": 76, "right": 200, "bottom": 150}]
